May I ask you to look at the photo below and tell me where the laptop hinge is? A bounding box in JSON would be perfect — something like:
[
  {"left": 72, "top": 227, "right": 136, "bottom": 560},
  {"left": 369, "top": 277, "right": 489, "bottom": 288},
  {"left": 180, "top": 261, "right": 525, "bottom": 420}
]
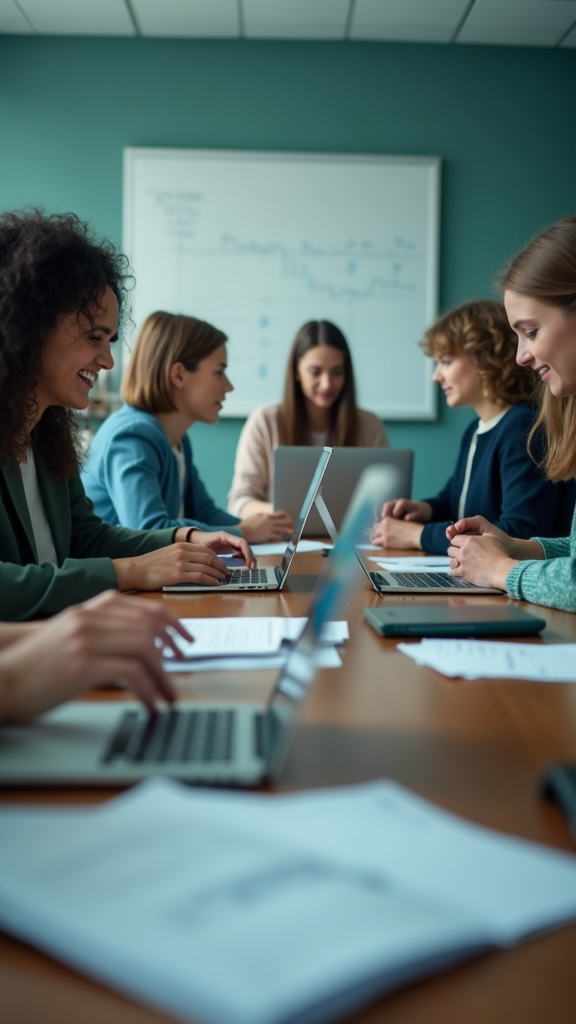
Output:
[{"left": 314, "top": 488, "right": 339, "bottom": 544}]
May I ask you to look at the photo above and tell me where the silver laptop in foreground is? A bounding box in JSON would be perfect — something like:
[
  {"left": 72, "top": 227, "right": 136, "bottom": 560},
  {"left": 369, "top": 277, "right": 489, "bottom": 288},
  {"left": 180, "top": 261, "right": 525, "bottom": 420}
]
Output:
[
  {"left": 356, "top": 549, "right": 503, "bottom": 596},
  {"left": 164, "top": 446, "right": 333, "bottom": 593},
  {"left": 273, "top": 446, "right": 413, "bottom": 537},
  {"left": 0, "top": 465, "right": 395, "bottom": 789}
]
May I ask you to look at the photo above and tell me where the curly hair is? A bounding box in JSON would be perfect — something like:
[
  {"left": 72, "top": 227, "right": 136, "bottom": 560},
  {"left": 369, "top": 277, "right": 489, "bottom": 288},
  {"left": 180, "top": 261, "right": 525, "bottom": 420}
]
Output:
[
  {"left": 0, "top": 209, "right": 132, "bottom": 478},
  {"left": 278, "top": 320, "right": 359, "bottom": 446},
  {"left": 500, "top": 217, "right": 576, "bottom": 482},
  {"left": 421, "top": 299, "right": 536, "bottom": 407}
]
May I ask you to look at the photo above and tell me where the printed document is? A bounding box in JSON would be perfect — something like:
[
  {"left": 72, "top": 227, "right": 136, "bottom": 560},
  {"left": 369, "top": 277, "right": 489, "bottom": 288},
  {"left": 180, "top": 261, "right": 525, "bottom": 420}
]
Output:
[
  {"left": 1, "top": 778, "right": 575, "bottom": 1024},
  {"left": 398, "top": 639, "right": 576, "bottom": 682}
]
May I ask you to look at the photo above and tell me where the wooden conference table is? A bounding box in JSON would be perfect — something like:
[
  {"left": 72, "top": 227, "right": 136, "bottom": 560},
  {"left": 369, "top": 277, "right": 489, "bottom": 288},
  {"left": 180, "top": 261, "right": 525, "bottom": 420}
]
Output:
[{"left": 2, "top": 547, "right": 576, "bottom": 1024}]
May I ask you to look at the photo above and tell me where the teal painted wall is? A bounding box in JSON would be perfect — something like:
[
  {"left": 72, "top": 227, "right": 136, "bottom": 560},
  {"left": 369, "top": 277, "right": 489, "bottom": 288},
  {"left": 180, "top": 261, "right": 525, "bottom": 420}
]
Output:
[{"left": 1, "top": 37, "right": 575, "bottom": 506}]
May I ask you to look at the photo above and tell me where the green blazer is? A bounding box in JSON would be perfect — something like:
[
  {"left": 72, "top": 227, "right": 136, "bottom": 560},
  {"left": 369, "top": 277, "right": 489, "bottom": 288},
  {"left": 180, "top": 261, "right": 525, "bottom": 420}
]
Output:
[{"left": 0, "top": 452, "right": 174, "bottom": 621}]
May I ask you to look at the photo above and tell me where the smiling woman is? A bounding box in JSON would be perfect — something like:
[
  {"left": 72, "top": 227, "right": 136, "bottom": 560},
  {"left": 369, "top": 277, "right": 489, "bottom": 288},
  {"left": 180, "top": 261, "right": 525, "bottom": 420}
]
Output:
[
  {"left": 372, "top": 299, "right": 575, "bottom": 555},
  {"left": 447, "top": 218, "right": 576, "bottom": 610},
  {"left": 0, "top": 210, "right": 254, "bottom": 621}
]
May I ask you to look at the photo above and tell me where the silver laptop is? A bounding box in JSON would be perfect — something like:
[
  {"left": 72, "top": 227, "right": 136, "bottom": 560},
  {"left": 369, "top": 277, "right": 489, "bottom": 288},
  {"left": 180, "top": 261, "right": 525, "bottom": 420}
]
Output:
[
  {"left": 0, "top": 465, "right": 393, "bottom": 789},
  {"left": 273, "top": 446, "right": 413, "bottom": 537},
  {"left": 356, "top": 549, "right": 503, "bottom": 596},
  {"left": 164, "top": 446, "right": 333, "bottom": 593}
]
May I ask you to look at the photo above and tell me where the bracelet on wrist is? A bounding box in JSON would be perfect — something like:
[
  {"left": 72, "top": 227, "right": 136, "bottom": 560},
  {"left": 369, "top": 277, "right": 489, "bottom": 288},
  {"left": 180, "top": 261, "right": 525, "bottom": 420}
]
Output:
[{"left": 185, "top": 527, "right": 195, "bottom": 544}]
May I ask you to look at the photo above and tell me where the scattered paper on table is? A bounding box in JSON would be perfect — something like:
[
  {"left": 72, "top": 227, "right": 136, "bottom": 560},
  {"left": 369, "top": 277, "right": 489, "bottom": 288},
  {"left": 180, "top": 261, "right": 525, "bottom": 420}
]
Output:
[
  {"left": 398, "top": 639, "right": 576, "bottom": 682},
  {"left": 163, "top": 617, "right": 347, "bottom": 671},
  {"left": 1, "top": 777, "right": 575, "bottom": 1024},
  {"left": 164, "top": 646, "right": 342, "bottom": 673}
]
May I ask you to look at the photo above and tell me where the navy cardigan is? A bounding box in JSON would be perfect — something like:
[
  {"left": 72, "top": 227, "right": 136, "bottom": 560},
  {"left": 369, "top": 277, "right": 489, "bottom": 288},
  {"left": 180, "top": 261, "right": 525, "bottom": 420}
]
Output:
[{"left": 420, "top": 404, "right": 576, "bottom": 555}]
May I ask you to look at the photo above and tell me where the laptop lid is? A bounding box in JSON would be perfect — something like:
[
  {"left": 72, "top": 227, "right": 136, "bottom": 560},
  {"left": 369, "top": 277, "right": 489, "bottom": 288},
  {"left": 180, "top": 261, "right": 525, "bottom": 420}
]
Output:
[
  {"left": 163, "top": 447, "right": 333, "bottom": 592},
  {"left": 363, "top": 605, "right": 546, "bottom": 639},
  {"left": 273, "top": 447, "right": 413, "bottom": 537},
  {"left": 264, "top": 463, "right": 401, "bottom": 778},
  {"left": 272, "top": 446, "right": 333, "bottom": 587}
]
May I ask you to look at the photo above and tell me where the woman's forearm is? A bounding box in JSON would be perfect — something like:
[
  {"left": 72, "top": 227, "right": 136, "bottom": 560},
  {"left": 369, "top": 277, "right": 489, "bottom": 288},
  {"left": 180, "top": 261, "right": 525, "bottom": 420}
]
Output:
[
  {"left": 0, "top": 622, "right": 41, "bottom": 651},
  {"left": 508, "top": 538, "right": 546, "bottom": 561}
]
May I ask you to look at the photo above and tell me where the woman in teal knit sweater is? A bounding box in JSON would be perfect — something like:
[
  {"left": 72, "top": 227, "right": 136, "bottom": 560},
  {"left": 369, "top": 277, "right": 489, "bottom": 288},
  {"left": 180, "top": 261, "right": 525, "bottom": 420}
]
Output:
[{"left": 448, "top": 217, "right": 576, "bottom": 612}]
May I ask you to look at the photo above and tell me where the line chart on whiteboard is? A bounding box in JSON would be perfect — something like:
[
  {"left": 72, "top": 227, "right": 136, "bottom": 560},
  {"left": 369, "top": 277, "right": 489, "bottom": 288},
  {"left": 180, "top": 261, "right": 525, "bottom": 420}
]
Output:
[{"left": 124, "top": 150, "right": 440, "bottom": 418}]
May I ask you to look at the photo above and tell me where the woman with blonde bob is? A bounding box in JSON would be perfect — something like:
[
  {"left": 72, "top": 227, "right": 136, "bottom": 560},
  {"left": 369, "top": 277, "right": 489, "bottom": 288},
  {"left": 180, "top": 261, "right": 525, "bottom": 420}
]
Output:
[
  {"left": 228, "top": 320, "right": 388, "bottom": 516},
  {"left": 82, "top": 312, "right": 293, "bottom": 543},
  {"left": 448, "top": 218, "right": 576, "bottom": 611},
  {"left": 372, "top": 299, "right": 574, "bottom": 555}
]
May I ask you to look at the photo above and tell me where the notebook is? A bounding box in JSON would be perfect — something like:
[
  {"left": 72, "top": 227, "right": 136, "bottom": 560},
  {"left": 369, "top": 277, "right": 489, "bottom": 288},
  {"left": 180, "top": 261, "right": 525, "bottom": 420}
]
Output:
[
  {"left": 273, "top": 446, "right": 413, "bottom": 537},
  {"left": 356, "top": 550, "right": 503, "bottom": 595},
  {"left": 164, "top": 446, "right": 333, "bottom": 592},
  {"left": 364, "top": 605, "right": 547, "bottom": 638},
  {"left": 0, "top": 463, "right": 394, "bottom": 788}
]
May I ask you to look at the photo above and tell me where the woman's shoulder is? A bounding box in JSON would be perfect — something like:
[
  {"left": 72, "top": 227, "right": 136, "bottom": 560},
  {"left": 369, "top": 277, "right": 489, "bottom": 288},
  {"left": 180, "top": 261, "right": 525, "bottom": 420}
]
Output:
[
  {"left": 90, "top": 405, "right": 167, "bottom": 451},
  {"left": 242, "top": 403, "right": 282, "bottom": 435},
  {"left": 496, "top": 403, "right": 538, "bottom": 438},
  {"left": 356, "top": 408, "right": 388, "bottom": 445}
]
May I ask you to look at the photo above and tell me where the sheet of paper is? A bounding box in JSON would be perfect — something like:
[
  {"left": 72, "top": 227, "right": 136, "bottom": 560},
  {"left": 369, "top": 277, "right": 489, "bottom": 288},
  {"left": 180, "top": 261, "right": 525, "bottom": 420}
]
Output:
[
  {"left": 369, "top": 556, "right": 451, "bottom": 570},
  {"left": 251, "top": 540, "right": 333, "bottom": 556},
  {"left": 166, "top": 617, "right": 286, "bottom": 659},
  {"left": 1, "top": 778, "right": 575, "bottom": 1024},
  {"left": 283, "top": 617, "right": 349, "bottom": 644},
  {"left": 164, "top": 617, "right": 348, "bottom": 667},
  {"left": 164, "top": 646, "right": 342, "bottom": 673},
  {"left": 398, "top": 639, "right": 576, "bottom": 682}
]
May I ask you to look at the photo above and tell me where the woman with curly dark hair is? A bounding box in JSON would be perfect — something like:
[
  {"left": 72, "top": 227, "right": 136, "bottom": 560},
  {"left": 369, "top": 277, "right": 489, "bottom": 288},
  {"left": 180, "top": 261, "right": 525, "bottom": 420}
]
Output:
[
  {"left": 372, "top": 299, "right": 575, "bottom": 555},
  {"left": 0, "top": 209, "right": 253, "bottom": 620}
]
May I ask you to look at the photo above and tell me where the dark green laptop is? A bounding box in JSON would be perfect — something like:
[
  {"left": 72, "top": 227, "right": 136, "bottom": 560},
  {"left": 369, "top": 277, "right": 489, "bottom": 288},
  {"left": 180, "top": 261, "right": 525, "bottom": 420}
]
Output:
[{"left": 364, "top": 605, "right": 546, "bottom": 639}]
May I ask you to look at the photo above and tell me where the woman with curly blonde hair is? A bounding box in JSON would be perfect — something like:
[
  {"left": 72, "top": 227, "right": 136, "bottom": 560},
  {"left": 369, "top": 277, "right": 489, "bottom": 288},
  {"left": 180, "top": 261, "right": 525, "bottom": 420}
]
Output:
[{"left": 372, "top": 299, "right": 575, "bottom": 555}]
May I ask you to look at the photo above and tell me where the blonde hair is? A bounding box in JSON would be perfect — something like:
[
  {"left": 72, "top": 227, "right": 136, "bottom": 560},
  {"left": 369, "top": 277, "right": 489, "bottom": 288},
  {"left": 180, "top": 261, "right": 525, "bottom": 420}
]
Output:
[
  {"left": 122, "top": 311, "right": 227, "bottom": 413},
  {"left": 501, "top": 217, "right": 576, "bottom": 481},
  {"left": 422, "top": 299, "right": 535, "bottom": 406}
]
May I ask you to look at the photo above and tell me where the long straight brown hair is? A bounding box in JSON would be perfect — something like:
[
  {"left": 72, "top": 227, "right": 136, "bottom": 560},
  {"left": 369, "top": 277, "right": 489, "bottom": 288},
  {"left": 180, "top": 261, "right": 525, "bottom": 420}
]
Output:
[
  {"left": 278, "top": 321, "right": 359, "bottom": 446},
  {"left": 500, "top": 217, "right": 576, "bottom": 482}
]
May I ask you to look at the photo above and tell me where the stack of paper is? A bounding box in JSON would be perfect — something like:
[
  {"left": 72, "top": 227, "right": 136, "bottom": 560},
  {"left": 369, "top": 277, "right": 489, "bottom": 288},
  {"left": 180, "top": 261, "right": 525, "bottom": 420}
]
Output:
[
  {"left": 398, "top": 639, "right": 576, "bottom": 682},
  {"left": 1, "top": 778, "right": 575, "bottom": 1024},
  {"left": 163, "top": 617, "right": 348, "bottom": 672}
]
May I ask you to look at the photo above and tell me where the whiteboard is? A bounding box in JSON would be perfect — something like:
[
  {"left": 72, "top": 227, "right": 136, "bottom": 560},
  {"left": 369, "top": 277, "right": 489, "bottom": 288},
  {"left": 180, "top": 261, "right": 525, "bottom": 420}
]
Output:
[{"left": 123, "top": 149, "right": 440, "bottom": 419}]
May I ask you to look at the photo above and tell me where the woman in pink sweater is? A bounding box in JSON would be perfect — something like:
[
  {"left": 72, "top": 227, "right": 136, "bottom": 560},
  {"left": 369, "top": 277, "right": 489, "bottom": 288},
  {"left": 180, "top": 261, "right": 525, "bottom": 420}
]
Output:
[{"left": 228, "top": 320, "right": 388, "bottom": 516}]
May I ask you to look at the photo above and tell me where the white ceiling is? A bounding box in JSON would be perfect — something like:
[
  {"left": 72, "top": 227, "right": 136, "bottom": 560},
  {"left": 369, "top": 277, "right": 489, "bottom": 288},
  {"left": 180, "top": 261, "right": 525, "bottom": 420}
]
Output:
[{"left": 1, "top": 0, "right": 575, "bottom": 48}]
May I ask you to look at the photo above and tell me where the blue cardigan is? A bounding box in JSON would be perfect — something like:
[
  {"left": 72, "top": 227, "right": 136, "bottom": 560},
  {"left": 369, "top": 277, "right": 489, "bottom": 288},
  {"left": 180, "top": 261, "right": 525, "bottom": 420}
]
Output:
[
  {"left": 81, "top": 405, "right": 242, "bottom": 535},
  {"left": 420, "top": 403, "right": 576, "bottom": 555}
]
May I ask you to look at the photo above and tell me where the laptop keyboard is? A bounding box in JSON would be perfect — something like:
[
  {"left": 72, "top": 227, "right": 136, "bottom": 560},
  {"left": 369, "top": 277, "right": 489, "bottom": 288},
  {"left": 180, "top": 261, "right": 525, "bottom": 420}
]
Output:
[
  {"left": 224, "top": 568, "right": 270, "bottom": 585},
  {"left": 102, "top": 708, "right": 236, "bottom": 764},
  {"left": 371, "top": 571, "right": 480, "bottom": 590}
]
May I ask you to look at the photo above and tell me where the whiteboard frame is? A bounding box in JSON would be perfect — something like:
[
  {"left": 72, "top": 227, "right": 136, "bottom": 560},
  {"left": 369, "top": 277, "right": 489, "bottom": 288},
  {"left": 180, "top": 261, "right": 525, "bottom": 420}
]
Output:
[{"left": 123, "top": 148, "right": 441, "bottom": 420}]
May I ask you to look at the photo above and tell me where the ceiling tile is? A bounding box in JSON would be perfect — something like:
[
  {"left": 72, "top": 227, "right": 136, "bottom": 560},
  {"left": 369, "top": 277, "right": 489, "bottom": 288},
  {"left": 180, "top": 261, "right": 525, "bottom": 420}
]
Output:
[
  {"left": 17, "top": 0, "right": 135, "bottom": 35},
  {"left": 350, "top": 0, "right": 471, "bottom": 42},
  {"left": 0, "top": 0, "right": 33, "bottom": 33},
  {"left": 133, "top": 0, "right": 239, "bottom": 38},
  {"left": 243, "top": 0, "right": 350, "bottom": 40},
  {"left": 457, "top": 0, "right": 576, "bottom": 47}
]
